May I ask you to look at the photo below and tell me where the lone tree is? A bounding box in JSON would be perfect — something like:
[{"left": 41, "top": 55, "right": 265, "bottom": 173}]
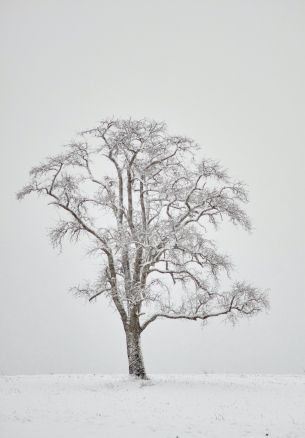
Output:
[{"left": 18, "top": 118, "right": 268, "bottom": 379}]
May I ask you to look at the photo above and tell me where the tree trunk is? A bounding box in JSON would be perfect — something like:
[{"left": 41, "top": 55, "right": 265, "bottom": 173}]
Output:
[{"left": 125, "top": 327, "right": 147, "bottom": 379}]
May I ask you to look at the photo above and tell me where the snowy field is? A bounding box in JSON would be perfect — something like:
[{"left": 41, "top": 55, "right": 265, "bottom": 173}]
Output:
[{"left": 0, "top": 374, "right": 304, "bottom": 438}]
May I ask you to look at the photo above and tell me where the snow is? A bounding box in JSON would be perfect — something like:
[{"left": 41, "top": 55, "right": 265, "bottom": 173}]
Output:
[{"left": 0, "top": 374, "right": 304, "bottom": 437}]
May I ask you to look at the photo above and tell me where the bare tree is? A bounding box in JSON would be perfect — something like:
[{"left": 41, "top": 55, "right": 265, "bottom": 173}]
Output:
[{"left": 17, "top": 118, "right": 268, "bottom": 379}]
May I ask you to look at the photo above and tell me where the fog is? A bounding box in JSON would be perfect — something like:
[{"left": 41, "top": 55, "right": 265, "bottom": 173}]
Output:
[{"left": 1, "top": 0, "right": 304, "bottom": 375}]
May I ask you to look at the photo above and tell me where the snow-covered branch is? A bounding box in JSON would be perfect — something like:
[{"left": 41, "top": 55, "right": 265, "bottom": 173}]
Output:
[{"left": 140, "top": 282, "right": 268, "bottom": 331}]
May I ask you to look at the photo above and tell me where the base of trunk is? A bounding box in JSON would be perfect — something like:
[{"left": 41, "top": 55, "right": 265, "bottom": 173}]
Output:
[
  {"left": 126, "top": 330, "right": 147, "bottom": 380},
  {"left": 129, "top": 371, "right": 149, "bottom": 380}
]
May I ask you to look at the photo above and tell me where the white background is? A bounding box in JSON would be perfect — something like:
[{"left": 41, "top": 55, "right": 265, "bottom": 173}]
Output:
[{"left": 1, "top": 0, "right": 304, "bottom": 374}]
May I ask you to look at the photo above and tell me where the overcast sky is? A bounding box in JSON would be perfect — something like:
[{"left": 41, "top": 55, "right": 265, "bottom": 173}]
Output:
[{"left": 1, "top": 0, "right": 304, "bottom": 375}]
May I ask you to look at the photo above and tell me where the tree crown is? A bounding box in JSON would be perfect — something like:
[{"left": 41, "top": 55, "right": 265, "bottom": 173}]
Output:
[{"left": 18, "top": 118, "right": 268, "bottom": 330}]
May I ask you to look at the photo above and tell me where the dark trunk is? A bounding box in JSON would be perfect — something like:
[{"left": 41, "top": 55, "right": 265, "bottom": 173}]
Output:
[{"left": 125, "top": 327, "right": 147, "bottom": 379}]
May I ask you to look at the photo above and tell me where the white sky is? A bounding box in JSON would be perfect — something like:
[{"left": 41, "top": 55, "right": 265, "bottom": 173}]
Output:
[{"left": 1, "top": 0, "right": 304, "bottom": 375}]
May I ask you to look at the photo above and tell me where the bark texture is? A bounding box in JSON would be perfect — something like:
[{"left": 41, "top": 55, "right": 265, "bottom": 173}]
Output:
[{"left": 125, "top": 327, "right": 147, "bottom": 379}]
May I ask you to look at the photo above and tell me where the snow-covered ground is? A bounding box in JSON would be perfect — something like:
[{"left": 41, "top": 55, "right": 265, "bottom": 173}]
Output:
[{"left": 0, "top": 374, "right": 304, "bottom": 438}]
